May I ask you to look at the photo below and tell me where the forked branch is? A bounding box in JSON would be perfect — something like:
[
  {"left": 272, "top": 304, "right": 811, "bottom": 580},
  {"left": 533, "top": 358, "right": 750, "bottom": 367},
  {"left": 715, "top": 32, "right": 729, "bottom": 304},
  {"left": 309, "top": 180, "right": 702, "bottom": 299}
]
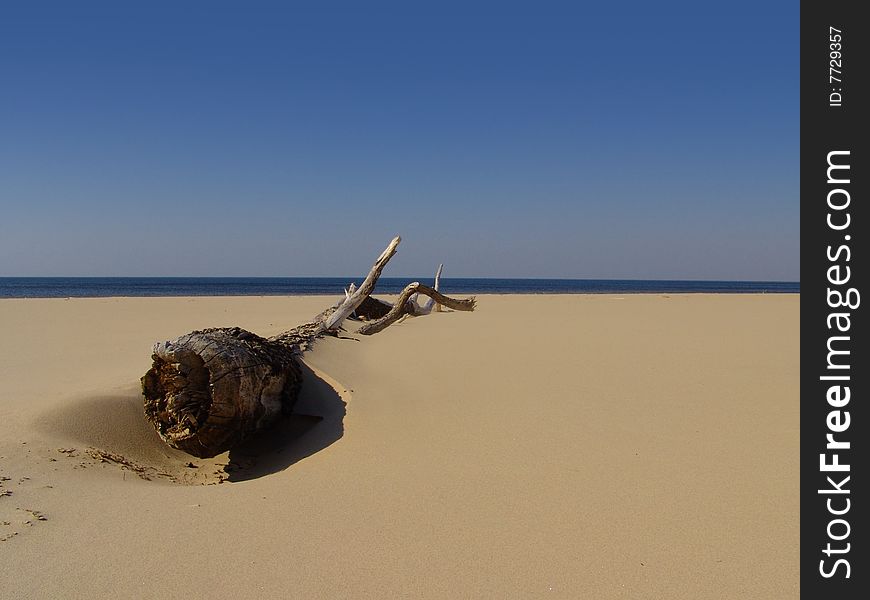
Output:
[
  {"left": 322, "top": 236, "right": 401, "bottom": 331},
  {"left": 357, "top": 282, "right": 476, "bottom": 335}
]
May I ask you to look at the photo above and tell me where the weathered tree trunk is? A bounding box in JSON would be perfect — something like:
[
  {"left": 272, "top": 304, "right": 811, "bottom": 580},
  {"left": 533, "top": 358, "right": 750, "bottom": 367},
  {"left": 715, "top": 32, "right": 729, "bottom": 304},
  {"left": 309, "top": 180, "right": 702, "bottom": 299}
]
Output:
[
  {"left": 142, "top": 327, "right": 301, "bottom": 458},
  {"left": 141, "top": 236, "right": 475, "bottom": 458}
]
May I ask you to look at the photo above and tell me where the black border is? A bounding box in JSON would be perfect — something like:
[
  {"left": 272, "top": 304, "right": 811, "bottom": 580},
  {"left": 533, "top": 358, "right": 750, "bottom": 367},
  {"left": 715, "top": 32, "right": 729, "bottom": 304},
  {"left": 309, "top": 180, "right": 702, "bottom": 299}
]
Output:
[{"left": 801, "top": 2, "right": 868, "bottom": 596}]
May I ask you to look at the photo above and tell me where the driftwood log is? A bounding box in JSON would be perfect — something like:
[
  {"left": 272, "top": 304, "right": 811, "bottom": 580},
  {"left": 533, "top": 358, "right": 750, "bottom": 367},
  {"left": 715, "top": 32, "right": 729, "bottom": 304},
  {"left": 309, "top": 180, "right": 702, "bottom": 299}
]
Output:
[{"left": 142, "top": 236, "right": 475, "bottom": 458}]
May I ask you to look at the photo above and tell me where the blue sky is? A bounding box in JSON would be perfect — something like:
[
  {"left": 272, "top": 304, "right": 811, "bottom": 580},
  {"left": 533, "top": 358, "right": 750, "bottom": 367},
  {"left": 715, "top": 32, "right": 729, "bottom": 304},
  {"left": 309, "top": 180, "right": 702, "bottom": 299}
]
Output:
[{"left": 0, "top": 1, "right": 798, "bottom": 279}]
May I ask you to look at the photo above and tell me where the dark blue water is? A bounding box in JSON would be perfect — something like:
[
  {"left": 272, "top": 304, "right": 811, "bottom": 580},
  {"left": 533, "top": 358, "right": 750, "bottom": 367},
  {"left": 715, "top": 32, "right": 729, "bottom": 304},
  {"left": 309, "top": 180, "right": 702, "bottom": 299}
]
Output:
[{"left": 0, "top": 277, "right": 799, "bottom": 298}]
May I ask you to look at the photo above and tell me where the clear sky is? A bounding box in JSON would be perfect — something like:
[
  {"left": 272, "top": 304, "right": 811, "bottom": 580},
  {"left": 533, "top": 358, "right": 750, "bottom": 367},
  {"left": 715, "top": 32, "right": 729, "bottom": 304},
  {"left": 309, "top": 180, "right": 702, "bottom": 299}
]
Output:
[{"left": 0, "top": 1, "right": 798, "bottom": 280}]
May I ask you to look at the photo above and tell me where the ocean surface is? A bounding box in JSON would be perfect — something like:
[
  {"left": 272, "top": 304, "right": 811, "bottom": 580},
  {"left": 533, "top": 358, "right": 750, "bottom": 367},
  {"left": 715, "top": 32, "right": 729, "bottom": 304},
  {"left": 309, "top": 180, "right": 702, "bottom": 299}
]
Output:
[{"left": 0, "top": 277, "right": 799, "bottom": 298}]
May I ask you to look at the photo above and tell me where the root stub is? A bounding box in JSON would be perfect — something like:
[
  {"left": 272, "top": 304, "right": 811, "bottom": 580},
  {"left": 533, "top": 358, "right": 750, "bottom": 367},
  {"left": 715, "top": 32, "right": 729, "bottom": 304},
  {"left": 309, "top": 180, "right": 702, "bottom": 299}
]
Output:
[{"left": 142, "top": 327, "right": 302, "bottom": 458}]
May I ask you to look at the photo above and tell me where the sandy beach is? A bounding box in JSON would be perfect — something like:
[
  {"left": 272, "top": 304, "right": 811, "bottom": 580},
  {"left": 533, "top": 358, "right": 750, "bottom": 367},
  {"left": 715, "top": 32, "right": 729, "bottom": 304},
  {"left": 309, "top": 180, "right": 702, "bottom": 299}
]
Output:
[{"left": 0, "top": 294, "right": 798, "bottom": 598}]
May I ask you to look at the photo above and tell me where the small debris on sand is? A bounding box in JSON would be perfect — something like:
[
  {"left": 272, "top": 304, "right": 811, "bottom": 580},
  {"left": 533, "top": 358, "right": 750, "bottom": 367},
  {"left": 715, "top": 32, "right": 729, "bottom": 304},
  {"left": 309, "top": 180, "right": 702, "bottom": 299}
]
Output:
[
  {"left": 85, "top": 448, "right": 173, "bottom": 482},
  {"left": 24, "top": 509, "right": 48, "bottom": 521}
]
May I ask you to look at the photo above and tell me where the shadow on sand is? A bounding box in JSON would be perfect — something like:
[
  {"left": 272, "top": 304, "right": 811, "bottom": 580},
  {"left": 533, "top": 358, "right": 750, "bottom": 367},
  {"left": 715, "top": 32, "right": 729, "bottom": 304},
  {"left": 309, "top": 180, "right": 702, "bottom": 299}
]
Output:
[
  {"left": 225, "top": 361, "right": 346, "bottom": 482},
  {"left": 35, "top": 360, "right": 346, "bottom": 483}
]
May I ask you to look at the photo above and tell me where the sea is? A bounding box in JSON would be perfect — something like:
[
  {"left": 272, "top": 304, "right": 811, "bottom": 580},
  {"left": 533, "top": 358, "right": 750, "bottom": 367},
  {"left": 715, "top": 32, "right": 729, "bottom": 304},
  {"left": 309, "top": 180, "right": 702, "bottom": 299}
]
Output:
[{"left": 0, "top": 277, "right": 799, "bottom": 298}]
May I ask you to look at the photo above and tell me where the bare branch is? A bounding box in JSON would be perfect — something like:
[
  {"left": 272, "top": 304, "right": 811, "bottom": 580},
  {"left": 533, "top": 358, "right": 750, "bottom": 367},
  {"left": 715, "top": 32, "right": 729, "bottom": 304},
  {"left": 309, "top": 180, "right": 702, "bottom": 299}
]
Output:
[
  {"left": 322, "top": 236, "right": 401, "bottom": 330},
  {"left": 422, "top": 263, "right": 444, "bottom": 313},
  {"left": 357, "top": 282, "right": 475, "bottom": 335}
]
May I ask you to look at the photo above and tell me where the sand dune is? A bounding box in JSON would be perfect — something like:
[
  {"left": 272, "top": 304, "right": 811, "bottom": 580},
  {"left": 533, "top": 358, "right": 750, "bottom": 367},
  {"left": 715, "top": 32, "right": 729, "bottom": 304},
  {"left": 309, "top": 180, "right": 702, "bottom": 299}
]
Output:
[{"left": 0, "top": 294, "right": 798, "bottom": 598}]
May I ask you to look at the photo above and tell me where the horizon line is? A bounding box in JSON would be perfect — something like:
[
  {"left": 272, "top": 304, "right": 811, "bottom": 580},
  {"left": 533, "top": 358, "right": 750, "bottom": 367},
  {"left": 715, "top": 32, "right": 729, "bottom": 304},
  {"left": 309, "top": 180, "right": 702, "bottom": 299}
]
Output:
[{"left": 0, "top": 275, "right": 801, "bottom": 284}]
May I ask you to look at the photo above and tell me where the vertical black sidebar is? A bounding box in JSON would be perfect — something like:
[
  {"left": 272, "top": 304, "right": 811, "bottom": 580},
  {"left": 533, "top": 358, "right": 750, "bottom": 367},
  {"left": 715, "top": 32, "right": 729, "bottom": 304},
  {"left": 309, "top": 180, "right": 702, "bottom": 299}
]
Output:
[{"left": 802, "top": 1, "right": 868, "bottom": 597}]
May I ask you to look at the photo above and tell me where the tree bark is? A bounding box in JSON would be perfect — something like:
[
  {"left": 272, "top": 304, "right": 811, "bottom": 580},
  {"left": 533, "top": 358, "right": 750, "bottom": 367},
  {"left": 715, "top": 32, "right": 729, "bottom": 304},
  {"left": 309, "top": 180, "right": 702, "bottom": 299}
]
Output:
[{"left": 142, "top": 327, "right": 302, "bottom": 458}]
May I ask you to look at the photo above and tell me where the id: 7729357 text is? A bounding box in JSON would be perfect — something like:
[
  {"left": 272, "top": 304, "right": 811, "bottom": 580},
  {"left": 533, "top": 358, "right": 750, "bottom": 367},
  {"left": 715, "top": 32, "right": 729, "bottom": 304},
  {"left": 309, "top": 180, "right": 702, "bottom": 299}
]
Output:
[{"left": 829, "top": 26, "right": 843, "bottom": 107}]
